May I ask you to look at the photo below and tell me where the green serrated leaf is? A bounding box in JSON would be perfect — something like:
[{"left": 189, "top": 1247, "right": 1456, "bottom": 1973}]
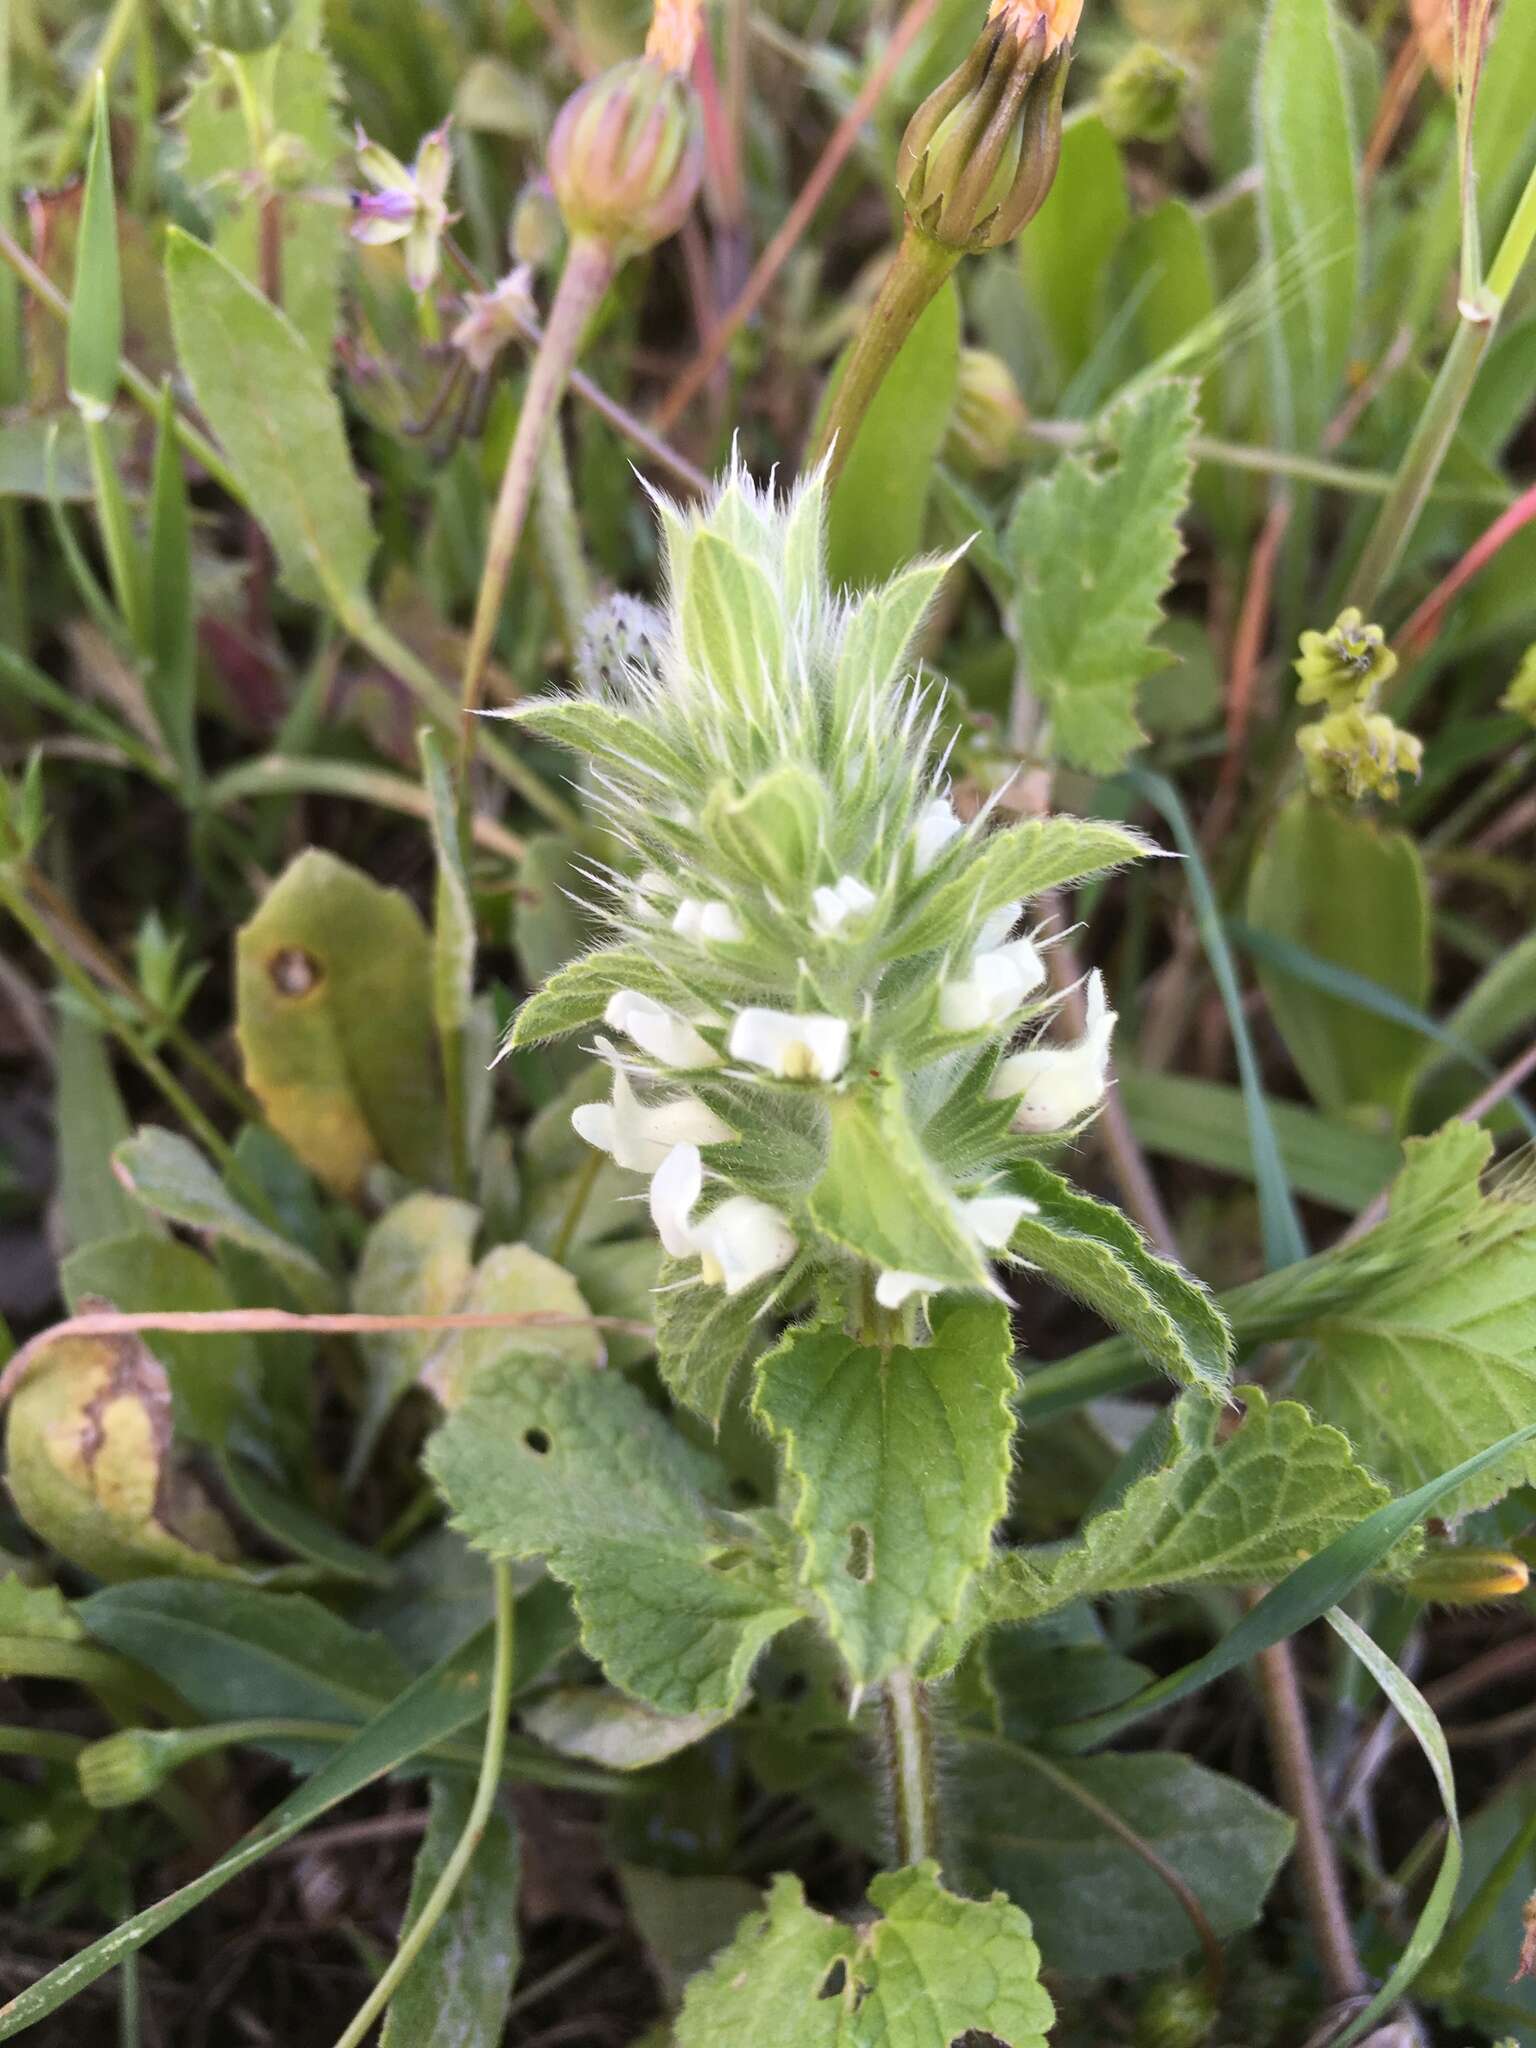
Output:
[
  {"left": 235, "top": 847, "right": 447, "bottom": 1198},
  {"left": 952, "top": 1743, "right": 1294, "bottom": 1977},
  {"left": 887, "top": 815, "right": 1152, "bottom": 961},
  {"left": 164, "top": 227, "right": 375, "bottom": 602},
  {"left": 380, "top": 1778, "right": 520, "bottom": 2048},
  {"left": 508, "top": 944, "right": 687, "bottom": 1047},
  {"left": 112, "top": 1126, "right": 336, "bottom": 1311},
  {"left": 426, "top": 1355, "right": 798, "bottom": 1715},
  {"left": 811, "top": 1081, "right": 988, "bottom": 1291},
  {"left": 831, "top": 556, "right": 949, "bottom": 721},
  {"left": 755, "top": 1301, "right": 1014, "bottom": 1685},
  {"left": 655, "top": 1254, "right": 770, "bottom": 1425},
  {"left": 981, "top": 1386, "right": 1390, "bottom": 1628},
  {"left": 680, "top": 534, "right": 785, "bottom": 717},
  {"left": 1005, "top": 1158, "right": 1231, "bottom": 1394},
  {"left": 1295, "top": 1134, "right": 1536, "bottom": 1516},
  {"left": 674, "top": 1862, "right": 1053, "bottom": 2048},
  {"left": 1005, "top": 380, "right": 1197, "bottom": 773}
]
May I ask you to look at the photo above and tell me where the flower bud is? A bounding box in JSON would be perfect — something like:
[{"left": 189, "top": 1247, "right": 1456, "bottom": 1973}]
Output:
[
  {"left": 512, "top": 179, "right": 566, "bottom": 271},
  {"left": 945, "top": 347, "right": 1029, "bottom": 471},
  {"left": 1100, "top": 41, "right": 1189, "bottom": 143},
  {"left": 77, "top": 1728, "right": 187, "bottom": 1809},
  {"left": 189, "top": 0, "right": 293, "bottom": 52},
  {"left": 1297, "top": 705, "right": 1422, "bottom": 804},
  {"left": 1400, "top": 1541, "right": 1530, "bottom": 1605},
  {"left": 548, "top": 57, "right": 704, "bottom": 259},
  {"left": 1133, "top": 1972, "right": 1218, "bottom": 2048},
  {"left": 1499, "top": 643, "right": 1536, "bottom": 726},
  {"left": 896, "top": 0, "right": 1079, "bottom": 253},
  {"left": 3, "top": 1321, "right": 242, "bottom": 1584}
]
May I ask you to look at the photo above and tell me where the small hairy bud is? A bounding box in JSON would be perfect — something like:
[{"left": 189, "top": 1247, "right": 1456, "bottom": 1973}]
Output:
[
  {"left": 548, "top": 56, "right": 704, "bottom": 258},
  {"left": 895, "top": 3, "right": 1077, "bottom": 252},
  {"left": 1100, "top": 41, "right": 1189, "bottom": 142}
]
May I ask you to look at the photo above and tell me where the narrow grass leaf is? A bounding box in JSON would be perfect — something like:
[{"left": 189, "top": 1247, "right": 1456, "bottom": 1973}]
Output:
[{"left": 67, "top": 75, "right": 121, "bottom": 420}]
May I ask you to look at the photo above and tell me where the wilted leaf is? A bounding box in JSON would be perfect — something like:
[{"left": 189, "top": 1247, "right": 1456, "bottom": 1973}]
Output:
[
  {"left": 349, "top": 1192, "right": 480, "bottom": 1481},
  {"left": 523, "top": 1688, "right": 725, "bottom": 1769},
  {"left": 235, "top": 848, "right": 447, "bottom": 1197}
]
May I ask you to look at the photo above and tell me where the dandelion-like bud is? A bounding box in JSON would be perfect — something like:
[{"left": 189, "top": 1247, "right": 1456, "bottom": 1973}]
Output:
[
  {"left": 945, "top": 347, "right": 1030, "bottom": 471},
  {"left": 1133, "top": 1971, "right": 1219, "bottom": 2048},
  {"left": 1100, "top": 41, "right": 1189, "bottom": 144},
  {"left": 896, "top": 0, "right": 1079, "bottom": 253},
  {"left": 1400, "top": 1540, "right": 1530, "bottom": 1605},
  {"left": 548, "top": 47, "right": 704, "bottom": 259},
  {"left": 77, "top": 1728, "right": 187, "bottom": 1809}
]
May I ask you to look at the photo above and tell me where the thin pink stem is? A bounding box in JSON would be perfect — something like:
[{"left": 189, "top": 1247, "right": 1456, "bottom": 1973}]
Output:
[{"left": 1398, "top": 478, "right": 1536, "bottom": 657}]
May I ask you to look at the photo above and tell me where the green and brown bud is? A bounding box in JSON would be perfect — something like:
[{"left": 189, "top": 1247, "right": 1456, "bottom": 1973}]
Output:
[
  {"left": 3, "top": 1317, "right": 243, "bottom": 1584},
  {"left": 945, "top": 347, "right": 1029, "bottom": 470},
  {"left": 1401, "top": 1540, "right": 1530, "bottom": 1606},
  {"left": 1295, "top": 606, "right": 1397, "bottom": 713},
  {"left": 547, "top": 2, "right": 704, "bottom": 261},
  {"left": 1100, "top": 41, "right": 1189, "bottom": 143},
  {"left": 896, "top": 0, "right": 1080, "bottom": 252}
]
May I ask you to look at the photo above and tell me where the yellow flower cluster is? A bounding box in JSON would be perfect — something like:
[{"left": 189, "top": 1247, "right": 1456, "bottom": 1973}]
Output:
[{"left": 1293, "top": 608, "right": 1421, "bottom": 803}]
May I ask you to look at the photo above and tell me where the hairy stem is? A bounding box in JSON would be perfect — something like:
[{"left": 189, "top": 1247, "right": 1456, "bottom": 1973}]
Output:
[
  {"left": 881, "top": 1666, "right": 941, "bottom": 1868},
  {"left": 457, "top": 235, "right": 616, "bottom": 782},
  {"left": 807, "top": 224, "right": 958, "bottom": 486}
]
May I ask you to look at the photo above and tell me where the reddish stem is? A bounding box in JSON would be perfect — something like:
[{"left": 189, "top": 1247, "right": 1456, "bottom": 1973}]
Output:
[{"left": 1397, "top": 478, "right": 1536, "bottom": 658}]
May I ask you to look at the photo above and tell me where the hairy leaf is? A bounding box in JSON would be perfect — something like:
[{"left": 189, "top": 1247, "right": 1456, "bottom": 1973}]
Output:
[
  {"left": 655, "top": 1255, "right": 771, "bottom": 1425},
  {"left": 811, "top": 1080, "right": 988, "bottom": 1291},
  {"left": 164, "top": 228, "right": 375, "bottom": 601},
  {"left": 1005, "top": 380, "right": 1197, "bottom": 772},
  {"left": 1006, "top": 1159, "right": 1231, "bottom": 1394},
  {"left": 674, "top": 1862, "right": 1053, "bottom": 2048},
  {"left": 755, "top": 1302, "right": 1014, "bottom": 1684},
  {"left": 426, "top": 1355, "right": 799, "bottom": 1715}
]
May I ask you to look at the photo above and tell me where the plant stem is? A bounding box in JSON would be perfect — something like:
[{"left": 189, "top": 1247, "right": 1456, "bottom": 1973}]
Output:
[
  {"left": 1351, "top": 161, "right": 1536, "bottom": 611},
  {"left": 881, "top": 1666, "right": 940, "bottom": 1868},
  {"left": 457, "top": 235, "right": 616, "bottom": 784},
  {"left": 205, "top": 756, "right": 526, "bottom": 863},
  {"left": 330, "top": 1562, "right": 516, "bottom": 2048},
  {"left": 533, "top": 428, "right": 595, "bottom": 657},
  {"left": 808, "top": 225, "right": 958, "bottom": 487}
]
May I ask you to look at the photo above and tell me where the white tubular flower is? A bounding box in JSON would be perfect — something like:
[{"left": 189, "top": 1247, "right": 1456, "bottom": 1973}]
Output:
[
  {"left": 975, "top": 899, "right": 1024, "bottom": 951},
  {"left": 811, "top": 875, "right": 877, "bottom": 936},
  {"left": 874, "top": 1192, "right": 1038, "bottom": 1307},
  {"left": 913, "top": 796, "right": 962, "bottom": 875},
  {"left": 605, "top": 991, "right": 722, "bottom": 1069},
  {"left": 571, "top": 1052, "right": 733, "bottom": 1173},
  {"left": 990, "top": 971, "right": 1117, "bottom": 1132},
  {"left": 649, "top": 1144, "right": 795, "bottom": 1293},
  {"left": 672, "top": 898, "right": 745, "bottom": 944},
  {"left": 729, "top": 1007, "right": 850, "bottom": 1080},
  {"left": 938, "top": 934, "right": 1047, "bottom": 1034},
  {"left": 631, "top": 870, "right": 672, "bottom": 924}
]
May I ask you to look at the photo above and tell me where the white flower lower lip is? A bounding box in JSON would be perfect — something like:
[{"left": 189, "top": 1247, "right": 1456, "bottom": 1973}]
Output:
[
  {"left": 571, "top": 1047, "right": 733, "bottom": 1172},
  {"left": 648, "top": 1143, "right": 796, "bottom": 1292},
  {"left": 913, "top": 796, "right": 962, "bottom": 875},
  {"left": 811, "top": 875, "right": 876, "bottom": 936},
  {"left": 939, "top": 933, "right": 1047, "bottom": 1033},
  {"left": 875, "top": 1191, "right": 1038, "bottom": 1306},
  {"left": 989, "top": 969, "right": 1116, "bottom": 1131},
  {"left": 729, "top": 1007, "right": 850, "bottom": 1080}
]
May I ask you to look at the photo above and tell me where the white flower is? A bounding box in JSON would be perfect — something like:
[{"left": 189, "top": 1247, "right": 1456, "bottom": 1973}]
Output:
[
  {"left": 913, "top": 796, "right": 962, "bottom": 875},
  {"left": 605, "top": 990, "right": 722, "bottom": 1069},
  {"left": 811, "top": 875, "right": 877, "bottom": 936},
  {"left": 649, "top": 1143, "right": 796, "bottom": 1293},
  {"left": 571, "top": 1051, "right": 733, "bottom": 1173},
  {"left": 975, "top": 899, "right": 1024, "bottom": 951},
  {"left": 875, "top": 1192, "right": 1038, "bottom": 1307},
  {"left": 672, "top": 898, "right": 744, "bottom": 944},
  {"left": 990, "top": 970, "right": 1116, "bottom": 1132},
  {"left": 938, "top": 934, "right": 1047, "bottom": 1034},
  {"left": 729, "top": 1007, "right": 849, "bottom": 1080}
]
